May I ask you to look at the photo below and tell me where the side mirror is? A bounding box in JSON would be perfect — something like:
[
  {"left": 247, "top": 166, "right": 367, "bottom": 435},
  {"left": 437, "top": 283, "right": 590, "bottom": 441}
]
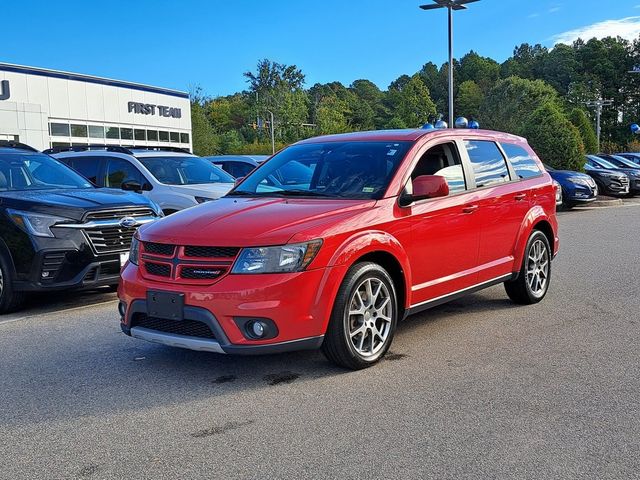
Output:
[
  {"left": 121, "top": 180, "right": 142, "bottom": 192},
  {"left": 234, "top": 176, "right": 245, "bottom": 187},
  {"left": 402, "top": 175, "right": 449, "bottom": 205}
]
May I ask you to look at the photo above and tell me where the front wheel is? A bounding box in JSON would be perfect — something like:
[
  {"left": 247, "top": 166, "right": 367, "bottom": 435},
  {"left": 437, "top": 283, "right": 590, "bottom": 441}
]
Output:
[
  {"left": 322, "top": 262, "right": 398, "bottom": 370},
  {"left": 504, "top": 230, "right": 551, "bottom": 305},
  {"left": 0, "top": 253, "right": 26, "bottom": 314}
]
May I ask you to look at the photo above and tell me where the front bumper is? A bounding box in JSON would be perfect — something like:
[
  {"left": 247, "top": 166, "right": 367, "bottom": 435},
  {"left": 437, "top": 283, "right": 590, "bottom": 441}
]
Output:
[{"left": 119, "top": 262, "right": 347, "bottom": 352}]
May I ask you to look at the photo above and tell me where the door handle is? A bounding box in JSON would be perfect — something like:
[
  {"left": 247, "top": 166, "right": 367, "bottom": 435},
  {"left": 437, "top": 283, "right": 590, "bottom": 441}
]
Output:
[
  {"left": 514, "top": 193, "right": 527, "bottom": 201},
  {"left": 462, "top": 204, "right": 479, "bottom": 214}
]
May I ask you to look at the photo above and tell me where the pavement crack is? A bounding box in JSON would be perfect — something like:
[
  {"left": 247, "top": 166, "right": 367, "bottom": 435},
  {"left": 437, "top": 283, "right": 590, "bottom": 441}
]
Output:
[{"left": 191, "top": 420, "right": 255, "bottom": 438}]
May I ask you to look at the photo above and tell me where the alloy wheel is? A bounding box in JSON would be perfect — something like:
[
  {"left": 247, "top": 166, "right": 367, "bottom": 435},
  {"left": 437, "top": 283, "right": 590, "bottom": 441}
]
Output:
[
  {"left": 346, "top": 277, "right": 392, "bottom": 357},
  {"left": 526, "top": 239, "right": 549, "bottom": 298}
]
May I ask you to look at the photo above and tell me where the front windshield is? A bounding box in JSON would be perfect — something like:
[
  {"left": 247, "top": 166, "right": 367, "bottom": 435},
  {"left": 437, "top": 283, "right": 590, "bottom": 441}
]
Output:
[
  {"left": 0, "top": 152, "right": 93, "bottom": 191},
  {"left": 230, "top": 141, "right": 412, "bottom": 199},
  {"left": 140, "top": 156, "right": 235, "bottom": 185},
  {"left": 608, "top": 156, "right": 638, "bottom": 168},
  {"left": 592, "top": 156, "right": 617, "bottom": 169}
]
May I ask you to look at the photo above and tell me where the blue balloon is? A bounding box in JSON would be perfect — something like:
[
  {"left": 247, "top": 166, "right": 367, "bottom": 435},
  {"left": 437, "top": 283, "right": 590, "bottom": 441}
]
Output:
[
  {"left": 469, "top": 120, "right": 480, "bottom": 130},
  {"left": 455, "top": 117, "right": 469, "bottom": 129},
  {"left": 435, "top": 120, "right": 448, "bottom": 129},
  {"left": 422, "top": 123, "right": 435, "bottom": 130},
  {"left": 631, "top": 123, "right": 640, "bottom": 134}
]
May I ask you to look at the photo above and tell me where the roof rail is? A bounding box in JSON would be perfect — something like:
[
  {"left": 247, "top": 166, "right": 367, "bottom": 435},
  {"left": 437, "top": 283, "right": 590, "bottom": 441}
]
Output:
[
  {"left": 0, "top": 140, "right": 39, "bottom": 152},
  {"left": 43, "top": 144, "right": 133, "bottom": 155},
  {"left": 128, "top": 146, "right": 192, "bottom": 154}
]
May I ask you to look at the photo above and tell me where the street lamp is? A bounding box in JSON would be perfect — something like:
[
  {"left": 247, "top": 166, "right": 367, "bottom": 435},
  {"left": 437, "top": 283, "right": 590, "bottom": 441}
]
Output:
[
  {"left": 265, "top": 110, "right": 275, "bottom": 155},
  {"left": 419, "top": 0, "right": 480, "bottom": 128}
]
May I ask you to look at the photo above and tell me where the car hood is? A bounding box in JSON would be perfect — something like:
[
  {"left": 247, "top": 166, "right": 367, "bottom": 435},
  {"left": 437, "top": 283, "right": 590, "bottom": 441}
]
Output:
[
  {"left": 586, "top": 168, "right": 626, "bottom": 178},
  {"left": 168, "top": 183, "right": 234, "bottom": 199},
  {"left": 140, "top": 196, "right": 374, "bottom": 246},
  {"left": 548, "top": 170, "right": 593, "bottom": 182},
  {"left": 0, "top": 188, "right": 155, "bottom": 221}
]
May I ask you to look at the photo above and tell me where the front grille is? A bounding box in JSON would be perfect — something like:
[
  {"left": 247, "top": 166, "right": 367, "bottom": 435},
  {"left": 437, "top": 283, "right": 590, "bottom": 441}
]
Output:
[
  {"left": 144, "top": 242, "right": 175, "bottom": 256},
  {"left": 84, "top": 226, "right": 136, "bottom": 254},
  {"left": 180, "top": 266, "right": 226, "bottom": 280},
  {"left": 619, "top": 177, "right": 630, "bottom": 185},
  {"left": 41, "top": 252, "right": 66, "bottom": 280},
  {"left": 85, "top": 208, "right": 155, "bottom": 221},
  {"left": 132, "top": 314, "right": 215, "bottom": 339},
  {"left": 184, "top": 246, "right": 240, "bottom": 258},
  {"left": 145, "top": 262, "right": 171, "bottom": 277}
]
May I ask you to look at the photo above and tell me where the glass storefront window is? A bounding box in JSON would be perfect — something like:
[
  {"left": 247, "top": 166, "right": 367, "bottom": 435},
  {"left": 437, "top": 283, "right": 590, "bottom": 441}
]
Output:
[
  {"left": 147, "top": 130, "right": 158, "bottom": 141},
  {"left": 180, "top": 133, "right": 189, "bottom": 144},
  {"left": 70, "top": 124, "right": 88, "bottom": 137},
  {"left": 105, "top": 127, "right": 120, "bottom": 139},
  {"left": 170, "top": 132, "right": 179, "bottom": 143},
  {"left": 121, "top": 128, "right": 134, "bottom": 140},
  {"left": 134, "top": 129, "right": 146, "bottom": 141},
  {"left": 50, "top": 123, "right": 70, "bottom": 136},
  {"left": 158, "top": 131, "right": 169, "bottom": 142},
  {"left": 88, "top": 125, "right": 105, "bottom": 138}
]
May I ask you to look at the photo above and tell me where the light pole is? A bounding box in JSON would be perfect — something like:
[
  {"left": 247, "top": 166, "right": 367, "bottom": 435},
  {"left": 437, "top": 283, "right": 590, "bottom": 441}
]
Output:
[{"left": 419, "top": 0, "right": 480, "bottom": 127}]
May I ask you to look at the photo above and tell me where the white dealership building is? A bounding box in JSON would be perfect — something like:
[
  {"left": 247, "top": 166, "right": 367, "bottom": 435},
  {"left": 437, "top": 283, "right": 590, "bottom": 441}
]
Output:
[{"left": 0, "top": 63, "right": 192, "bottom": 152}]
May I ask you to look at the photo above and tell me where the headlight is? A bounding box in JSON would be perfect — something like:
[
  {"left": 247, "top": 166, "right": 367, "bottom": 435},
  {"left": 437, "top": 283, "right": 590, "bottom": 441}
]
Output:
[
  {"left": 7, "top": 209, "right": 72, "bottom": 237},
  {"left": 572, "top": 177, "right": 590, "bottom": 187},
  {"left": 231, "top": 240, "right": 322, "bottom": 274},
  {"left": 195, "top": 196, "right": 215, "bottom": 204},
  {"left": 599, "top": 172, "right": 618, "bottom": 178},
  {"left": 129, "top": 236, "right": 140, "bottom": 266}
]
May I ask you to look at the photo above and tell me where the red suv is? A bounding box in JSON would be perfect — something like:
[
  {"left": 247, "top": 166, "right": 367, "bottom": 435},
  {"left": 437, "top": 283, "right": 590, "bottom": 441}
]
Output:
[{"left": 119, "top": 129, "right": 558, "bottom": 369}]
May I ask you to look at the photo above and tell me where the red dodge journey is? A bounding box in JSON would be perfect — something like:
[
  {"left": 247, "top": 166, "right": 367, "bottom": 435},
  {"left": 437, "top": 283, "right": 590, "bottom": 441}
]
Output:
[{"left": 119, "top": 128, "right": 558, "bottom": 369}]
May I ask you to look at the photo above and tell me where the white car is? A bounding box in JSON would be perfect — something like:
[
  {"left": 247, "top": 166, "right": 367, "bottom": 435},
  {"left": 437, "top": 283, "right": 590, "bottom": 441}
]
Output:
[{"left": 50, "top": 146, "right": 234, "bottom": 214}]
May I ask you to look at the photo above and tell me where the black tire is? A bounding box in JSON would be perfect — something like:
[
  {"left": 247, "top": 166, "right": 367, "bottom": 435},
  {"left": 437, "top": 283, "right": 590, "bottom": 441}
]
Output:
[
  {"left": 322, "top": 262, "right": 398, "bottom": 370},
  {"left": 504, "top": 230, "right": 551, "bottom": 305},
  {"left": 0, "top": 252, "right": 26, "bottom": 314}
]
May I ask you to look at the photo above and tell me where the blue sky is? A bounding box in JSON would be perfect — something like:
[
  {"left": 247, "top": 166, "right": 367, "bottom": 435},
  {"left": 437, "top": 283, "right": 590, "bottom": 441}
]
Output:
[{"left": 2, "top": 1, "right": 639, "bottom": 96}]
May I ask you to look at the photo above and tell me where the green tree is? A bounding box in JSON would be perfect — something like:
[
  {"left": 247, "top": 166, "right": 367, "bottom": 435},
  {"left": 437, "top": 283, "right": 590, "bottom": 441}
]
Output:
[
  {"left": 569, "top": 108, "right": 598, "bottom": 154},
  {"left": 456, "top": 80, "right": 483, "bottom": 119},
  {"left": 190, "top": 89, "right": 219, "bottom": 156},
  {"left": 479, "top": 76, "right": 559, "bottom": 134},
  {"left": 316, "top": 96, "right": 350, "bottom": 134},
  {"left": 386, "top": 74, "right": 436, "bottom": 128},
  {"left": 457, "top": 51, "right": 500, "bottom": 93},
  {"left": 523, "top": 102, "right": 585, "bottom": 171}
]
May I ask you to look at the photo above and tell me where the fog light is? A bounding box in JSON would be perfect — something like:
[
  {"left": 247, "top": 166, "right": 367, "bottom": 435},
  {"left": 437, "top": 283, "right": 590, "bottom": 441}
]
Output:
[
  {"left": 251, "top": 321, "right": 266, "bottom": 338},
  {"left": 41, "top": 271, "right": 50, "bottom": 278},
  {"left": 118, "top": 301, "right": 127, "bottom": 317}
]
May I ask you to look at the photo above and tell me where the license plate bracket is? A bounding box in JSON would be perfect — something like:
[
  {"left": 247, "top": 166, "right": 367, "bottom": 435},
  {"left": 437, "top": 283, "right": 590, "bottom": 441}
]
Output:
[{"left": 147, "top": 290, "right": 184, "bottom": 321}]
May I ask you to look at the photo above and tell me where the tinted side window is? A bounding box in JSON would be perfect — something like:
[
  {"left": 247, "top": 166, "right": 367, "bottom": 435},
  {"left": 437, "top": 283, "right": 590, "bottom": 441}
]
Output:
[
  {"left": 227, "top": 162, "right": 255, "bottom": 178},
  {"left": 105, "top": 158, "right": 143, "bottom": 188},
  {"left": 501, "top": 143, "right": 541, "bottom": 179},
  {"left": 464, "top": 140, "right": 510, "bottom": 187},
  {"left": 69, "top": 157, "right": 101, "bottom": 185},
  {"left": 411, "top": 142, "right": 466, "bottom": 194}
]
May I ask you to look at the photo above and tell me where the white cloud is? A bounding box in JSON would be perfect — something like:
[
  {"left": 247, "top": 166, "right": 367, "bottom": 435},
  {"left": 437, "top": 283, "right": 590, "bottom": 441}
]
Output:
[
  {"left": 549, "top": 6, "right": 561, "bottom": 13},
  {"left": 528, "top": 12, "right": 540, "bottom": 18},
  {"left": 552, "top": 16, "right": 640, "bottom": 44}
]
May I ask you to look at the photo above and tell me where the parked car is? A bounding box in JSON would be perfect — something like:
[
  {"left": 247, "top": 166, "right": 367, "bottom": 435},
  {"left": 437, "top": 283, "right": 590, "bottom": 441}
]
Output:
[
  {"left": 0, "top": 141, "right": 161, "bottom": 313},
  {"left": 616, "top": 152, "right": 640, "bottom": 166},
  {"left": 544, "top": 164, "right": 597, "bottom": 209},
  {"left": 205, "top": 155, "right": 269, "bottom": 179},
  {"left": 48, "top": 146, "right": 235, "bottom": 215},
  {"left": 586, "top": 155, "right": 639, "bottom": 196},
  {"left": 597, "top": 154, "right": 640, "bottom": 172},
  {"left": 119, "top": 129, "right": 558, "bottom": 370},
  {"left": 583, "top": 158, "right": 630, "bottom": 197}
]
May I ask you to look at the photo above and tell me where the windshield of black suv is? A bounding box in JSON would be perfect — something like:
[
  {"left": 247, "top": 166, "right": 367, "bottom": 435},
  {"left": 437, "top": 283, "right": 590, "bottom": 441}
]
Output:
[
  {"left": 229, "top": 141, "right": 412, "bottom": 199},
  {"left": 140, "top": 156, "right": 235, "bottom": 185},
  {"left": 0, "top": 152, "right": 93, "bottom": 191}
]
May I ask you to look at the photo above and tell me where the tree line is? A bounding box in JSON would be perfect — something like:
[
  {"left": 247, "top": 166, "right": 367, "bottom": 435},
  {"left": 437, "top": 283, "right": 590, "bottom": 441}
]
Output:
[{"left": 191, "top": 35, "right": 640, "bottom": 170}]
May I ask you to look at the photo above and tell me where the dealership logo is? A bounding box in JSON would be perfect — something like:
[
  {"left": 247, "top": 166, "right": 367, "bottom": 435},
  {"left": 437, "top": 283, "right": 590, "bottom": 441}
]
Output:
[
  {"left": 0, "top": 80, "right": 9, "bottom": 100},
  {"left": 127, "top": 101, "right": 181, "bottom": 118},
  {"left": 119, "top": 216, "right": 139, "bottom": 228}
]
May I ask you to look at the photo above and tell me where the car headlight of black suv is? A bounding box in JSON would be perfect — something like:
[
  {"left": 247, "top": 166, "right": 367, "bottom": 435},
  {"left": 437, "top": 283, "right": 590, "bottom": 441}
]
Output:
[{"left": 7, "top": 209, "right": 73, "bottom": 238}]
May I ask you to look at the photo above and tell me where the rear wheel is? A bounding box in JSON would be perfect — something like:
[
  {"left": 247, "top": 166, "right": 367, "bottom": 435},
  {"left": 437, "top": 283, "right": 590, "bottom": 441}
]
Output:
[
  {"left": 322, "top": 262, "right": 398, "bottom": 370},
  {"left": 504, "top": 230, "right": 551, "bottom": 305},
  {"left": 0, "top": 253, "right": 26, "bottom": 314}
]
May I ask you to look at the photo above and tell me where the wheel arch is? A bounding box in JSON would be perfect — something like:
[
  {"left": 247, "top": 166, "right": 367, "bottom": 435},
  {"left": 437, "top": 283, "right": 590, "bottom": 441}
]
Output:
[{"left": 513, "top": 206, "right": 557, "bottom": 268}]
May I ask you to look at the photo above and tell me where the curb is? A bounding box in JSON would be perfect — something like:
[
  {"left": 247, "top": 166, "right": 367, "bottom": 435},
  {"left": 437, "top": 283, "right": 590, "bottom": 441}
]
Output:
[{"left": 589, "top": 197, "right": 624, "bottom": 208}]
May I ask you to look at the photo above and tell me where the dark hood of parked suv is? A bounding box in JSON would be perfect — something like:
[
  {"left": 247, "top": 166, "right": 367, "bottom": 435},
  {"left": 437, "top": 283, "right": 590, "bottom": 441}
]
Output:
[{"left": 0, "top": 188, "right": 155, "bottom": 221}]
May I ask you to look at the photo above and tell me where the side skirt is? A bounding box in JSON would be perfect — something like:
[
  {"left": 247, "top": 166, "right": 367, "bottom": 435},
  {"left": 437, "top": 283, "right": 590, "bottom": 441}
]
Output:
[{"left": 403, "top": 273, "right": 517, "bottom": 319}]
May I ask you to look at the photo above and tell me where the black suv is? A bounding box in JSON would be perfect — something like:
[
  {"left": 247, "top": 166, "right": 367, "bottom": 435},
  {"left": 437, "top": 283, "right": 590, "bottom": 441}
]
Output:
[{"left": 0, "top": 142, "right": 161, "bottom": 313}]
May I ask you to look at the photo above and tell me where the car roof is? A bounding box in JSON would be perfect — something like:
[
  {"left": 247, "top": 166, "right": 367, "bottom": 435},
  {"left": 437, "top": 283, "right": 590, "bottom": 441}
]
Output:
[
  {"left": 203, "top": 155, "right": 261, "bottom": 165},
  {"left": 294, "top": 128, "right": 525, "bottom": 145}
]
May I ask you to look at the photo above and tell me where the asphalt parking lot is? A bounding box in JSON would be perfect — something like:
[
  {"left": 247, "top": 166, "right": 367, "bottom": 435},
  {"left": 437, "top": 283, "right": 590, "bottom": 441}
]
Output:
[{"left": 1, "top": 202, "right": 639, "bottom": 480}]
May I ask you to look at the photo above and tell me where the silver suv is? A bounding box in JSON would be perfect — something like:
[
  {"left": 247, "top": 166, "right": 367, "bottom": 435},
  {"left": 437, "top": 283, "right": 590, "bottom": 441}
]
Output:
[{"left": 49, "top": 146, "right": 234, "bottom": 214}]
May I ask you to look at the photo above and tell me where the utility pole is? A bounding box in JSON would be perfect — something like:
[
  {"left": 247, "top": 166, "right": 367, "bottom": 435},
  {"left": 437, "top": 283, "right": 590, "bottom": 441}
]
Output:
[
  {"left": 266, "top": 110, "right": 275, "bottom": 155},
  {"left": 585, "top": 98, "right": 613, "bottom": 153}
]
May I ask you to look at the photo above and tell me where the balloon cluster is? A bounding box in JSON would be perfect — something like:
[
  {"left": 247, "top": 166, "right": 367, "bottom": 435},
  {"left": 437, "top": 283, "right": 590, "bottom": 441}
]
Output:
[{"left": 631, "top": 124, "right": 640, "bottom": 135}]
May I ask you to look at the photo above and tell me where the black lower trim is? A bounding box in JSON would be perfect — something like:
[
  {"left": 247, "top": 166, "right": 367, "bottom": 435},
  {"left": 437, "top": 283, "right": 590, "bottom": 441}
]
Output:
[
  {"left": 404, "top": 273, "right": 516, "bottom": 318},
  {"left": 221, "top": 336, "right": 324, "bottom": 355}
]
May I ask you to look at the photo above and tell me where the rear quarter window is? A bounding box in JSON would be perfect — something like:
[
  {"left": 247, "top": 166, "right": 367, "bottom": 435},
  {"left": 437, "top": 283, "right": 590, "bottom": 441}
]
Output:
[
  {"left": 501, "top": 143, "right": 542, "bottom": 180},
  {"left": 464, "top": 140, "right": 510, "bottom": 188}
]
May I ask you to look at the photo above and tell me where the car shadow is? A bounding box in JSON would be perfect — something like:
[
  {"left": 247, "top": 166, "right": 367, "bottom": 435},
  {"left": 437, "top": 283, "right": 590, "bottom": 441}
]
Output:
[{"left": 0, "top": 289, "right": 520, "bottom": 428}]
